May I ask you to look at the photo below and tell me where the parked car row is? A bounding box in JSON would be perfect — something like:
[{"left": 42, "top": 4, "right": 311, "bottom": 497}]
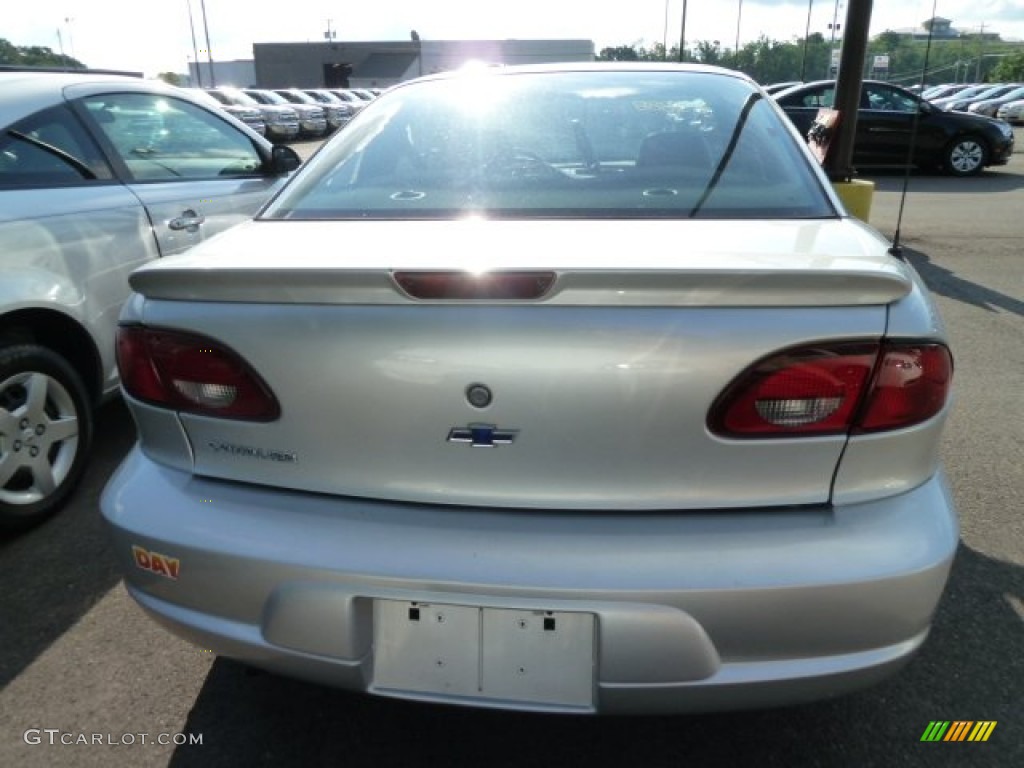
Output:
[
  {"left": 196, "top": 86, "right": 378, "bottom": 141},
  {"left": 997, "top": 99, "right": 1024, "bottom": 124},
  {"left": 927, "top": 82, "right": 1022, "bottom": 112},
  {"left": 915, "top": 81, "right": 1024, "bottom": 123},
  {"left": 771, "top": 79, "right": 1014, "bottom": 176}
]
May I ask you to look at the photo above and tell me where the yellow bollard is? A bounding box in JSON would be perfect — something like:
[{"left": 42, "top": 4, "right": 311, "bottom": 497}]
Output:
[{"left": 832, "top": 179, "right": 875, "bottom": 222}]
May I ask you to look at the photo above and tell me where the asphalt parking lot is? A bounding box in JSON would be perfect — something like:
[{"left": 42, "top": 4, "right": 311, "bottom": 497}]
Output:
[{"left": 0, "top": 133, "right": 1021, "bottom": 768}]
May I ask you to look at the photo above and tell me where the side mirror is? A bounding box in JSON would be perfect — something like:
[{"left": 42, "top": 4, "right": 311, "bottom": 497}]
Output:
[
  {"left": 918, "top": 101, "right": 934, "bottom": 115},
  {"left": 270, "top": 145, "right": 302, "bottom": 174}
]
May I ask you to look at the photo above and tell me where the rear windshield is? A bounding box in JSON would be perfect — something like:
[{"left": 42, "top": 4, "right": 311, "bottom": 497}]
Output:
[{"left": 263, "top": 70, "right": 835, "bottom": 221}]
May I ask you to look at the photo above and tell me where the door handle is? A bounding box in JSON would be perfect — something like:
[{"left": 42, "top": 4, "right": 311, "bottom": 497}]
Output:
[{"left": 168, "top": 209, "right": 205, "bottom": 233}]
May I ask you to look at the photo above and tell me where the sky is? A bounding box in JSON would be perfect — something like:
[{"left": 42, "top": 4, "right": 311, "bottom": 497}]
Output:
[{"left": 7, "top": 0, "right": 1024, "bottom": 77}]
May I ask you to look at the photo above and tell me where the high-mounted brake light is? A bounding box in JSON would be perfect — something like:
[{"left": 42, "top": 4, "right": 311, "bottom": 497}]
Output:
[
  {"left": 116, "top": 326, "right": 280, "bottom": 421},
  {"left": 709, "top": 341, "right": 952, "bottom": 438},
  {"left": 394, "top": 271, "right": 556, "bottom": 300}
]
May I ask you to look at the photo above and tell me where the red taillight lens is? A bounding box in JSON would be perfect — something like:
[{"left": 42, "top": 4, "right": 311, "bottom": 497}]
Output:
[
  {"left": 394, "top": 271, "right": 555, "bottom": 300},
  {"left": 711, "top": 343, "right": 878, "bottom": 436},
  {"left": 856, "top": 344, "right": 953, "bottom": 433},
  {"left": 116, "top": 326, "right": 280, "bottom": 421},
  {"left": 710, "top": 341, "right": 952, "bottom": 438}
]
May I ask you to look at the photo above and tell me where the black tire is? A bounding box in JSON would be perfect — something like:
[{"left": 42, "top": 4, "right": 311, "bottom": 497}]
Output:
[
  {"left": 0, "top": 345, "right": 94, "bottom": 532},
  {"left": 943, "top": 135, "right": 988, "bottom": 177}
]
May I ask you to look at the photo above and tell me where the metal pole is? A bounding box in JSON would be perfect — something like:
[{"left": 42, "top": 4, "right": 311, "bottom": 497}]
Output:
[
  {"left": 663, "top": 0, "right": 670, "bottom": 60},
  {"left": 187, "top": 0, "right": 203, "bottom": 87},
  {"left": 200, "top": 0, "right": 216, "bottom": 88},
  {"left": 677, "top": 0, "right": 688, "bottom": 62},
  {"left": 65, "top": 17, "right": 76, "bottom": 60},
  {"left": 800, "top": 0, "right": 813, "bottom": 82},
  {"left": 824, "top": 0, "right": 873, "bottom": 181},
  {"left": 974, "top": 23, "right": 986, "bottom": 81},
  {"left": 735, "top": 0, "right": 743, "bottom": 59}
]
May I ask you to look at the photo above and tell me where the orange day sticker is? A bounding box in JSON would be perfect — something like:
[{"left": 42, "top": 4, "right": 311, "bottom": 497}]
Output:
[{"left": 132, "top": 545, "right": 181, "bottom": 580}]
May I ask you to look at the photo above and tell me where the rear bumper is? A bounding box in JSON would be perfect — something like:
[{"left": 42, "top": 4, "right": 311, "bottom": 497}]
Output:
[{"left": 102, "top": 447, "right": 958, "bottom": 714}]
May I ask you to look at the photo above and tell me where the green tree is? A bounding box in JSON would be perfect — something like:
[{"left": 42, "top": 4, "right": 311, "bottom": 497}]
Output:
[
  {"left": 990, "top": 51, "right": 1024, "bottom": 82},
  {"left": 0, "top": 38, "right": 85, "bottom": 68},
  {"left": 592, "top": 36, "right": 1024, "bottom": 87},
  {"left": 597, "top": 45, "right": 640, "bottom": 62},
  {"left": 157, "top": 72, "right": 184, "bottom": 86},
  {"left": 692, "top": 41, "right": 723, "bottom": 65}
]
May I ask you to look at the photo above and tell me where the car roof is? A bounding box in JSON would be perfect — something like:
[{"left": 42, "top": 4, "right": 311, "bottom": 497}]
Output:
[
  {"left": 0, "top": 71, "right": 192, "bottom": 127},
  {"left": 407, "top": 61, "right": 755, "bottom": 86},
  {"left": 772, "top": 79, "right": 913, "bottom": 100}
]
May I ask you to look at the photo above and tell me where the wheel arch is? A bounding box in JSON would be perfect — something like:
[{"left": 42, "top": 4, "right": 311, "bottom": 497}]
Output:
[{"left": 0, "top": 309, "right": 104, "bottom": 406}]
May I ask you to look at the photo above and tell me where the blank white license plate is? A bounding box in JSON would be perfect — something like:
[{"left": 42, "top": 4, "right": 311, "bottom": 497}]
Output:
[{"left": 372, "top": 600, "right": 595, "bottom": 708}]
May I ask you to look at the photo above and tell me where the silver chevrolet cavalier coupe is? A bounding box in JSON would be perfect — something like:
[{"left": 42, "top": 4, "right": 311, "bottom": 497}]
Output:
[{"left": 103, "top": 64, "right": 958, "bottom": 714}]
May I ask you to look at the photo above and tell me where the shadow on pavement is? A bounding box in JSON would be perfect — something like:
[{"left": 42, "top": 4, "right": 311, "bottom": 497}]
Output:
[
  {"left": 866, "top": 166, "right": 1024, "bottom": 194},
  {"left": 0, "top": 399, "right": 135, "bottom": 688},
  {"left": 903, "top": 247, "right": 1024, "bottom": 318},
  {"left": 168, "top": 544, "right": 1022, "bottom": 768}
]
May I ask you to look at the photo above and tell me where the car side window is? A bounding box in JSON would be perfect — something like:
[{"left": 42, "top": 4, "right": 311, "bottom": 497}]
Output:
[
  {"left": 0, "top": 104, "right": 113, "bottom": 188},
  {"left": 779, "top": 87, "right": 835, "bottom": 109},
  {"left": 81, "top": 93, "right": 264, "bottom": 182},
  {"left": 865, "top": 85, "right": 917, "bottom": 113}
]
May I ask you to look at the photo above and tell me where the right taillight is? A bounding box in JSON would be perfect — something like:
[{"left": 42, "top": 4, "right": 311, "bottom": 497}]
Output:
[
  {"left": 855, "top": 343, "right": 953, "bottom": 433},
  {"left": 709, "top": 341, "right": 952, "bottom": 438},
  {"left": 116, "top": 326, "right": 280, "bottom": 421}
]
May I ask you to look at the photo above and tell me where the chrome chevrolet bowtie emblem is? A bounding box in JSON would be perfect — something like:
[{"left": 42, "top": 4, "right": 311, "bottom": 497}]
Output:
[{"left": 447, "top": 424, "right": 518, "bottom": 448}]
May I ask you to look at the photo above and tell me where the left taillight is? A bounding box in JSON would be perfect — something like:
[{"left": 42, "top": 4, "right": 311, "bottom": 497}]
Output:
[{"left": 116, "top": 326, "right": 280, "bottom": 421}]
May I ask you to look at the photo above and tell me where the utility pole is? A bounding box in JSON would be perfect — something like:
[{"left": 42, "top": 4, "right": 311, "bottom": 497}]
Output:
[{"left": 677, "top": 0, "right": 688, "bottom": 62}]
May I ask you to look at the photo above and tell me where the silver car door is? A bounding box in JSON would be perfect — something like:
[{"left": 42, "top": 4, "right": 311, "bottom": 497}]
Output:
[{"left": 76, "top": 91, "right": 283, "bottom": 256}]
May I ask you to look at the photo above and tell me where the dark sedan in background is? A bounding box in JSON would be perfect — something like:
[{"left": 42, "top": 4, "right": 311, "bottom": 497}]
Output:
[{"left": 774, "top": 80, "right": 1014, "bottom": 176}]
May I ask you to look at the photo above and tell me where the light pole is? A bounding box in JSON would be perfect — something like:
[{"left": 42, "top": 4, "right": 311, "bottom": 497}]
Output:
[
  {"left": 800, "top": 0, "right": 813, "bottom": 82},
  {"left": 186, "top": 1, "right": 202, "bottom": 87},
  {"left": 200, "top": 0, "right": 216, "bottom": 88},
  {"left": 828, "top": 0, "right": 843, "bottom": 76},
  {"left": 64, "top": 17, "right": 76, "bottom": 60},
  {"left": 663, "top": 0, "right": 670, "bottom": 60},
  {"left": 735, "top": 0, "right": 743, "bottom": 59}
]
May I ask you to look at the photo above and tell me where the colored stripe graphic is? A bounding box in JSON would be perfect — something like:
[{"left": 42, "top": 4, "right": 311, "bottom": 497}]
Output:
[
  {"left": 968, "top": 722, "right": 997, "bottom": 742},
  {"left": 944, "top": 721, "right": 973, "bottom": 741},
  {"left": 922, "top": 721, "right": 997, "bottom": 742},
  {"left": 921, "top": 721, "right": 950, "bottom": 741}
]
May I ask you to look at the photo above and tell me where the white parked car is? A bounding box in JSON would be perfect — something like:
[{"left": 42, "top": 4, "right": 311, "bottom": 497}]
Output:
[
  {"left": 996, "top": 98, "right": 1024, "bottom": 124},
  {"left": 0, "top": 69, "right": 300, "bottom": 530}
]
